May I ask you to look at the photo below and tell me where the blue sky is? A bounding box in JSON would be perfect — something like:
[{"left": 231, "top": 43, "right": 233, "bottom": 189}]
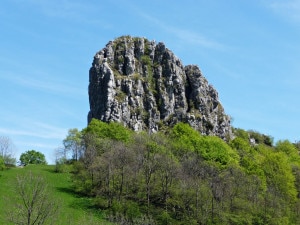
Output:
[{"left": 1, "top": 0, "right": 300, "bottom": 163}]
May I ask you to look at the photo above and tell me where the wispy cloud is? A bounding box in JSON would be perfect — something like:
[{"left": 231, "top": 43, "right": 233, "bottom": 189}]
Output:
[
  {"left": 11, "top": 0, "right": 110, "bottom": 27},
  {"left": 13, "top": 75, "right": 85, "bottom": 97},
  {"left": 15, "top": 141, "right": 61, "bottom": 150},
  {"left": 14, "top": 0, "right": 91, "bottom": 19},
  {"left": 138, "top": 12, "right": 225, "bottom": 50},
  {"left": 0, "top": 122, "right": 66, "bottom": 140},
  {"left": 12, "top": 139, "right": 62, "bottom": 164},
  {"left": 268, "top": 0, "right": 300, "bottom": 23},
  {"left": 0, "top": 118, "right": 69, "bottom": 163},
  {"left": 0, "top": 70, "right": 86, "bottom": 98},
  {"left": 170, "top": 28, "right": 225, "bottom": 50}
]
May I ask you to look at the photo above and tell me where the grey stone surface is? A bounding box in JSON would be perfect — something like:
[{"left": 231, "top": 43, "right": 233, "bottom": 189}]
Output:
[{"left": 88, "top": 36, "right": 232, "bottom": 139}]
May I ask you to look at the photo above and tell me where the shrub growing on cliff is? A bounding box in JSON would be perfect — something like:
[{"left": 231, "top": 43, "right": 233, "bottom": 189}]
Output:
[
  {"left": 171, "top": 122, "right": 238, "bottom": 166},
  {"left": 83, "top": 118, "right": 132, "bottom": 143}
]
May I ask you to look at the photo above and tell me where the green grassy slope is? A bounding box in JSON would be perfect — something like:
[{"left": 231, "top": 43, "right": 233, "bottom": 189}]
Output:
[{"left": 0, "top": 165, "right": 112, "bottom": 225}]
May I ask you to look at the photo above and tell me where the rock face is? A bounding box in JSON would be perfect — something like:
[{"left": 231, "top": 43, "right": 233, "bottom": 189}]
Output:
[{"left": 88, "top": 36, "right": 232, "bottom": 139}]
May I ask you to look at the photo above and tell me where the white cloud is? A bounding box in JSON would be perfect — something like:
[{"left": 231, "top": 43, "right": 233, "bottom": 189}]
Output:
[
  {"left": 0, "top": 122, "right": 66, "bottom": 140},
  {"left": 15, "top": 75, "right": 85, "bottom": 97},
  {"left": 14, "top": 0, "right": 91, "bottom": 19},
  {"left": 268, "top": 0, "right": 300, "bottom": 22},
  {"left": 0, "top": 70, "right": 86, "bottom": 98},
  {"left": 15, "top": 141, "right": 60, "bottom": 150},
  {"left": 170, "top": 28, "right": 225, "bottom": 50},
  {"left": 138, "top": 12, "right": 225, "bottom": 50}
]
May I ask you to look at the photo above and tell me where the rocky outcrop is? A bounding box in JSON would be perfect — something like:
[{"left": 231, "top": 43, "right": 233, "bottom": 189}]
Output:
[{"left": 88, "top": 36, "right": 232, "bottom": 139}]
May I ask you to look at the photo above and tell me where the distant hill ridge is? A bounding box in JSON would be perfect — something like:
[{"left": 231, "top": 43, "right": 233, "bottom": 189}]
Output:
[{"left": 88, "top": 35, "right": 231, "bottom": 139}]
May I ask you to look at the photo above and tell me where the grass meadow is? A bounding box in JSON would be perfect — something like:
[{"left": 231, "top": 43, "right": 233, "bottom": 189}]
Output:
[{"left": 0, "top": 164, "right": 112, "bottom": 225}]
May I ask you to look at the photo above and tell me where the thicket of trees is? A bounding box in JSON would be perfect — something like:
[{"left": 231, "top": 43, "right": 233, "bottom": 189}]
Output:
[{"left": 59, "top": 119, "right": 300, "bottom": 225}]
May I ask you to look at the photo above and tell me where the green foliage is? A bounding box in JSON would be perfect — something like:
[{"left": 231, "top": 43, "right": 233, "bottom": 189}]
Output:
[
  {"left": 233, "top": 128, "right": 274, "bottom": 147},
  {"left": 19, "top": 150, "right": 47, "bottom": 165},
  {"left": 144, "top": 39, "right": 152, "bottom": 55},
  {"left": 248, "top": 130, "right": 273, "bottom": 146},
  {"left": 84, "top": 118, "right": 132, "bottom": 143},
  {"left": 275, "top": 140, "right": 300, "bottom": 165},
  {"left": 0, "top": 165, "right": 110, "bottom": 224},
  {"left": 230, "top": 137, "right": 264, "bottom": 179},
  {"left": 115, "top": 89, "right": 127, "bottom": 102},
  {"left": 201, "top": 135, "right": 239, "bottom": 166},
  {"left": 58, "top": 122, "right": 300, "bottom": 224},
  {"left": 170, "top": 122, "right": 203, "bottom": 153},
  {"left": 0, "top": 156, "right": 5, "bottom": 171},
  {"left": 3, "top": 156, "right": 16, "bottom": 166},
  {"left": 158, "top": 211, "right": 173, "bottom": 225},
  {"left": 230, "top": 137, "right": 251, "bottom": 154},
  {"left": 261, "top": 150, "right": 297, "bottom": 201},
  {"left": 72, "top": 161, "right": 94, "bottom": 195},
  {"left": 233, "top": 128, "right": 249, "bottom": 141},
  {"left": 63, "top": 128, "right": 84, "bottom": 161},
  {"left": 141, "top": 55, "right": 151, "bottom": 66},
  {"left": 55, "top": 157, "right": 73, "bottom": 173},
  {"left": 124, "top": 201, "right": 141, "bottom": 220},
  {"left": 132, "top": 73, "right": 140, "bottom": 81},
  {"left": 171, "top": 122, "right": 239, "bottom": 166}
]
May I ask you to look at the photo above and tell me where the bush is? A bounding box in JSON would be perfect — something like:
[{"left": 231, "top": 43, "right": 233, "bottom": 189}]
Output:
[
  {"left": 125, "top": 201, "right": 141, "bottom": 220},
  {"left": 159, "top": 211, "right": 172, "bottom": 225},
  {"left": 84, "top": 119, "right": 132, "bottom": 143},
  {"left": 171, "top": 123, "right": 239, "bottom": 166},
  {"left": 55, "top": 159, "right": 72, "bottom": 173},
  {"left": 0, "top": 156, "right": 5, "bottom": 170}
]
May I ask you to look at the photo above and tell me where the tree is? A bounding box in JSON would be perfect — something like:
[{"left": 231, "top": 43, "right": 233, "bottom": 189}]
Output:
[
  {"left": 7, "top": 172, "right": 59, "bottom": 225},
  {"left": 248, "top": 130, "right": 273, "bottom": 146},
  {"left": 63, "top": 128, "right": 84, "bottom": 161},
  {"left": 0, "top": 156, "right": 5, "bottom": 170},
  {"left": 68, "top": 119, "right": 300, "bottom": 223},
  {"left": 83, "top": 119, "right": 133, "bottom": 143},
  {"left": 261, "top": 150, "right": 297, "bottom": 223},
  {"left": 275, "top": 140, "right": 300, "bottom": 166},
  {"left": 54, "top": 147, "right": 70, "bottom": 173},
  {"left": 171, "top": 123, "right": 239, "bottom": 167},
  {"left": 19, "top": 150, "right": 47, "bottom": 165},
  {"left": 0, "top": 136, "right": 16, "bottom": 165}
]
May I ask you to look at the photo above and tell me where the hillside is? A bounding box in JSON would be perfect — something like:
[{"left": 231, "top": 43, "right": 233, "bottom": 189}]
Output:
[
  {"left": 61, "top": 120, "right": 300, "bottom": 225},
  {"left": 79, "top": 36, "right": 300, "bottom": 224},
  {"left": 0, "top": 165, "right": 112, "bottom": 225}
]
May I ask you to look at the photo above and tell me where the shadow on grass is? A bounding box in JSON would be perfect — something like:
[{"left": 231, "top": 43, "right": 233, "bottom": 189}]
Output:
[
  {"left": 56, "top": 186, "right": 78, "bottom": 196},
  {"left": 41, "top": 166, "right": 58, "bottom": 174},
  {"left": 55, "top": 186, "right": 109, "bottom": 224},
  {"left": 56, "top": 187, "right": 103, "bottom": 214}
]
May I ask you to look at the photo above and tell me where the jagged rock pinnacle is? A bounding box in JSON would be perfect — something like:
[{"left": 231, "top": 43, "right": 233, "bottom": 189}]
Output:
[{"left": 88, "top": 36, "right": 232, "bottom": 139}]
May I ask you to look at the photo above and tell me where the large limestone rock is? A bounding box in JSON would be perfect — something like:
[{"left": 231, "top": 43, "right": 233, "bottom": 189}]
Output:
[{"left": 88, "top": 36, "right": 232, "bottom": 139}]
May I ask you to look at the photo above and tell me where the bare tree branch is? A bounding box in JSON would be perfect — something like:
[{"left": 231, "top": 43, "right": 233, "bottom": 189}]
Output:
[
  {"left": 6, "top": 171, "right": 59, "bottom": 225},
  {"left": 0, "top": 136, "right": 16, "bottom": 165}
]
